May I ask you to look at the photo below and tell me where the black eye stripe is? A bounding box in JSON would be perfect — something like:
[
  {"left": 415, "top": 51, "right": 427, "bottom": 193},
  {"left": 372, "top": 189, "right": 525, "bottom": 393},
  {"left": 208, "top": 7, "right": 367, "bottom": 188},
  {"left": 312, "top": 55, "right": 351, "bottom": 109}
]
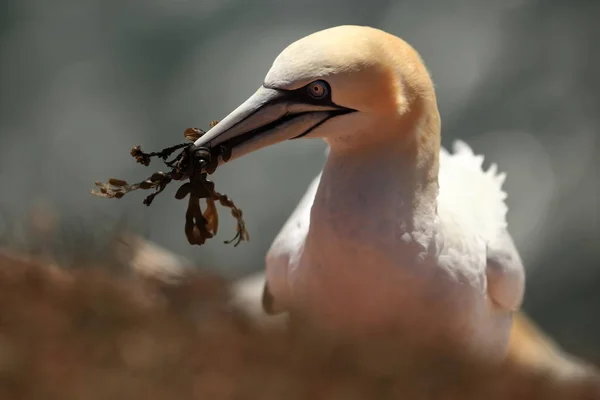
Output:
[
  {"left": 281, "top": 80, "right": 335, "bottom": 106},
  {"left": 262, "top": 80, "right": 353, "bottom": 112}
]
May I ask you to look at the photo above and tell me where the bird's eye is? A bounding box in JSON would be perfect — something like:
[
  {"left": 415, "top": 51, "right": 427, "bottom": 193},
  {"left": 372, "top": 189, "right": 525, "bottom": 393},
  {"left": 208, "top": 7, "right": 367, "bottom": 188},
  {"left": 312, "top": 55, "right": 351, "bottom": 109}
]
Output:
[{"left": 307, "top": 80, "right": 329, "bottom": 99}]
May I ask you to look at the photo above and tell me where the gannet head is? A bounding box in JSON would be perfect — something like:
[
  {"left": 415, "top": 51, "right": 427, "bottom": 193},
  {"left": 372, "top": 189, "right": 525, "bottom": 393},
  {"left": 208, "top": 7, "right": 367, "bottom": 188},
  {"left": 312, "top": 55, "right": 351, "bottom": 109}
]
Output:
[{"left": 193, "top": 25, "right": 440, "bottom": 163}]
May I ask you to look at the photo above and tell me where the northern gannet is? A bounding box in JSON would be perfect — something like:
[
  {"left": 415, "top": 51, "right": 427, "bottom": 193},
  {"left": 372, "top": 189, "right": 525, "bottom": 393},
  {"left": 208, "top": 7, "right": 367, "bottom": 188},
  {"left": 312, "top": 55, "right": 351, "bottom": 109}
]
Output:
[{"left": 191, "top": 25, "right": 525, "bottom": 361}]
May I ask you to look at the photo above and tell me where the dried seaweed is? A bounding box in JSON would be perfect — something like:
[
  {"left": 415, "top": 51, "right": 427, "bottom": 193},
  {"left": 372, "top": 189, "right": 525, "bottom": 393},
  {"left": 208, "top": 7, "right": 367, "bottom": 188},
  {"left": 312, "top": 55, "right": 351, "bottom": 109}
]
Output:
[{"left": 91, "top": 123, "right": 249, "bottom": 247}]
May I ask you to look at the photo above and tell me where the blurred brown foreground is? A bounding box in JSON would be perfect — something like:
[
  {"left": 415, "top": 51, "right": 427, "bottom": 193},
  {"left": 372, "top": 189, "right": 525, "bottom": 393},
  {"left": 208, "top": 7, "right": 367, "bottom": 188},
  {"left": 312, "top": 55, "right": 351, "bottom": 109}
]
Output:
[{"left": 0, "top": 208, "right": 599, "bottom": 399}]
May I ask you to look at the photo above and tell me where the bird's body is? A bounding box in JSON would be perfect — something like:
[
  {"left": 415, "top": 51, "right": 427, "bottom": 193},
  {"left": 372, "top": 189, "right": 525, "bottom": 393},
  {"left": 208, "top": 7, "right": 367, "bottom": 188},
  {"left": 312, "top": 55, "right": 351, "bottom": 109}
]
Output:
[
  {"left": 192, "top": 25, "right": 525, "bottom": 361},
  {"left": 266, "top": 141, "right": 523, "bottom": 360}
]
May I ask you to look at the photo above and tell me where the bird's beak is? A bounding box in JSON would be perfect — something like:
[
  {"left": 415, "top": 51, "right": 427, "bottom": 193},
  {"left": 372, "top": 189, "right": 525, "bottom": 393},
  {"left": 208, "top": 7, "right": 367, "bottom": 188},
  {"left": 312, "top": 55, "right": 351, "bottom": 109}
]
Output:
[{"left": 192, "top": 86, "right": 354, "bottom": 167}]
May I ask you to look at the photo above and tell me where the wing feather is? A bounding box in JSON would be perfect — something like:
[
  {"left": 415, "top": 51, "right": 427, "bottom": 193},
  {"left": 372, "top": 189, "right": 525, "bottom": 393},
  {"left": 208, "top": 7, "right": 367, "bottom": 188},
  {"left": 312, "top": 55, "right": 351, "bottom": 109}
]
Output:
[
  {"left": 264, "top": 171, "right": 322, "bottom": 314},
  {"left": 439, "top": 140, "right": 525, "bottom": 311}
]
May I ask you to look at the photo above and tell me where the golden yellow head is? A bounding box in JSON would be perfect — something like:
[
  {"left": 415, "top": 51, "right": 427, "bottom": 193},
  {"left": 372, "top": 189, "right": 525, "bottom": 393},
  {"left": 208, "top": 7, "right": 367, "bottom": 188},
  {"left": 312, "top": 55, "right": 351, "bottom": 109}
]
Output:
[
  {"left": 267, "top": 25, "right": 436, "bottom": 116},
  {"left": 193, "top": 25, "right": 440, "bottom": 160}
]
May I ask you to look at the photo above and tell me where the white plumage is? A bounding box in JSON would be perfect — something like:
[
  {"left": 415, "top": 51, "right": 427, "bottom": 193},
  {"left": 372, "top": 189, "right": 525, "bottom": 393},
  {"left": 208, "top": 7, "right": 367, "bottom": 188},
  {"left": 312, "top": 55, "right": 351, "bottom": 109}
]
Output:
[
  {"left": 191, "top": 25, "right": 527, "bottom": 360},
  {"left": 266, "top": 140, "right": 525, "bottom": 360}
]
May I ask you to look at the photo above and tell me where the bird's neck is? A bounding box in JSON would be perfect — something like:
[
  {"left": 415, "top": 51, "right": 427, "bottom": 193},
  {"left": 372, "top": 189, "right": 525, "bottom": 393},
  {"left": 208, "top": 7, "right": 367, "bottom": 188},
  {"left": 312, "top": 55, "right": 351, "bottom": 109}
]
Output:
[{"left": 313, "top": 125, "right": 440, "bottom": 254}]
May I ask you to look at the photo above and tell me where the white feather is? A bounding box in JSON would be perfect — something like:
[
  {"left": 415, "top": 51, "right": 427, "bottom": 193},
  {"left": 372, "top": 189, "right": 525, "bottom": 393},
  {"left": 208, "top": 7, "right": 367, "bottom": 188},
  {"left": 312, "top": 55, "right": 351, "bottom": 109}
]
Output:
[
  {"left": 438, "top": 140, "right": 509, "bottom": 242},
  {"left": 265, "top": 139, "right": 524, "bottom": 354}
]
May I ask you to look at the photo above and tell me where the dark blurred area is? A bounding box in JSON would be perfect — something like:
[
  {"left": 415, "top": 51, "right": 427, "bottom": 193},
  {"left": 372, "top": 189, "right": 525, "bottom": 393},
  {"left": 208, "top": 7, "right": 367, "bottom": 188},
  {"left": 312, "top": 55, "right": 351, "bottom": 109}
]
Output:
[
  {"left": 1, "top": 252, "right": 599, "bottom": 400},
  {"left": 0, "top": 0, "right": 598, "bottom": 363}
]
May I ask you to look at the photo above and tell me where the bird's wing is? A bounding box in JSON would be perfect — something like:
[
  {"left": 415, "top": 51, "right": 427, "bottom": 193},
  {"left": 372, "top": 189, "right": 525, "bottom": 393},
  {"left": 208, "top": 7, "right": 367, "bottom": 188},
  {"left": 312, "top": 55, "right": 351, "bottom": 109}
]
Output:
[
  {"left": 438, "top": 140, "right": 525, "bottom": 312},
  {"left": 263, "top": 170, "right": 322, "bottom": 314},
  {"left": 485, "top": 229, "right": 526, "bottom": 311}
]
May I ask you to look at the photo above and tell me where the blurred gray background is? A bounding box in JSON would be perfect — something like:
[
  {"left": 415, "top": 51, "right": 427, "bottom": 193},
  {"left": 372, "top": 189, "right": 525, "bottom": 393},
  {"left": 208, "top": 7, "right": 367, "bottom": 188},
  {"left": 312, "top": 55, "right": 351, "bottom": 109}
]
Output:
[{"left": 0, "top": 0, "right": 598, "bottom": 360}]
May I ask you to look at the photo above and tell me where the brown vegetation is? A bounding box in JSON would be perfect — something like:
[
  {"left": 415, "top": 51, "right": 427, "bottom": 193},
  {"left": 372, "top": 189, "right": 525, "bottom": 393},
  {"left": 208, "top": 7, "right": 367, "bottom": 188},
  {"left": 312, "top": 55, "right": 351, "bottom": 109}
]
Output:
[{"left": 0, "top": 249, "right": 598, "bottom": 400}]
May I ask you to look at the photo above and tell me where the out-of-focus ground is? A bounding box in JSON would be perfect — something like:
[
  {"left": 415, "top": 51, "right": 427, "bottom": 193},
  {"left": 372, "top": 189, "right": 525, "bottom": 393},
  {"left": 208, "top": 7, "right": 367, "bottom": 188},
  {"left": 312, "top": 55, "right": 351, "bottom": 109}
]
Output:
[
  {"left": 0, "top": 240, "right": 599, "bottom": 400},
  {"left": 0, "top": 0, "right": 599, "bottom": 386}
]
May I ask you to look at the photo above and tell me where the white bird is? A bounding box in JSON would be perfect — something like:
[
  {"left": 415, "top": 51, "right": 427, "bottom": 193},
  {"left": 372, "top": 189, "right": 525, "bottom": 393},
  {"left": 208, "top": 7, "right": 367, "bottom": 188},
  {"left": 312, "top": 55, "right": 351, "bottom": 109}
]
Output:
[{"left": 191, "top": 25, "right": 525, "bottom": 361}]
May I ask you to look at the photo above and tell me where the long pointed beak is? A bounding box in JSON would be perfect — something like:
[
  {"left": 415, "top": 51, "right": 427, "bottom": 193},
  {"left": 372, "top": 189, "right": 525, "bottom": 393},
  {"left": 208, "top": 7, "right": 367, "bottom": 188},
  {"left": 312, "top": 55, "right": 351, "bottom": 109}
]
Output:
[{"left": 192, "top": 86, "right": 353, "bottom": 168}]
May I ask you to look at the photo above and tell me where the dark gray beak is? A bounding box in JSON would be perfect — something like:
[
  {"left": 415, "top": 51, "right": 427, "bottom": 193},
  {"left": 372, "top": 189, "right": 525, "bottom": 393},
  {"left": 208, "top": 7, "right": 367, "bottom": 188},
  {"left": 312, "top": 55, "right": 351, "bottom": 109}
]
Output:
[{"left": 191, "top": 85, "right": 354, "bottom": 167}]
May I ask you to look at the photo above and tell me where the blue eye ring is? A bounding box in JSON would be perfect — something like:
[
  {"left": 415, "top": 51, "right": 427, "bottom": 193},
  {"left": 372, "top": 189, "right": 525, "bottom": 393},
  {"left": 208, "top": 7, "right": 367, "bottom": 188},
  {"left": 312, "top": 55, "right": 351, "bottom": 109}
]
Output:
[{"left": 307, "top": 80, "right": 329, "bottom": 99}]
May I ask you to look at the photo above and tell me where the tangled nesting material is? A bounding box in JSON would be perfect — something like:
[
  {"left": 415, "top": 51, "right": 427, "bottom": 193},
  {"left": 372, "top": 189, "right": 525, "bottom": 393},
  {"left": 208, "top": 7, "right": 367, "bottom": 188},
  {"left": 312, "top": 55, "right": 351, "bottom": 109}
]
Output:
[{"left": 91, "top": 121, "right": 249, "bottom": 247}]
